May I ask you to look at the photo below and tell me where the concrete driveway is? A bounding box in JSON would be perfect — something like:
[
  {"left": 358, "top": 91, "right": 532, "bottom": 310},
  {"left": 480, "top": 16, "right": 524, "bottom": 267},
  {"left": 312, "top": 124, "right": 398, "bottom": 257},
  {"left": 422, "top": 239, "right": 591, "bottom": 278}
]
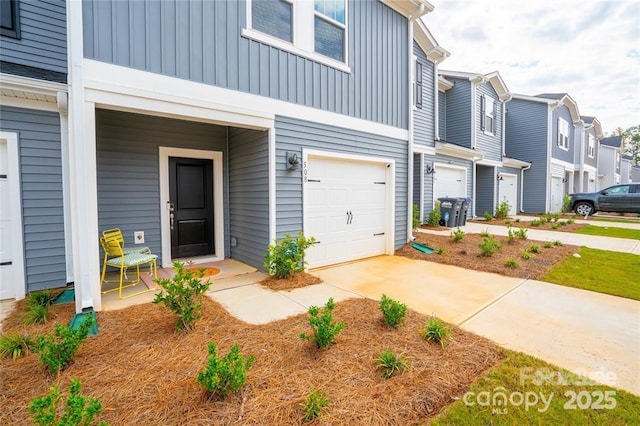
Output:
[{"left": 312, "top": 256, "right": 640, "bottom": 396}]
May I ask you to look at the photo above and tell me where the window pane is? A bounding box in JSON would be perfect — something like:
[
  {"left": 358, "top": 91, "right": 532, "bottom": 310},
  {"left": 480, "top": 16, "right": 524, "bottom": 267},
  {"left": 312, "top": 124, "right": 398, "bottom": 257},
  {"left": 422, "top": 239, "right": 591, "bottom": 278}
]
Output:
[
  {"left": 315, "top": 0, "right": 345, "bottom": 24},
  {"left": 315, "top": 16, "right": 344, "bottom": 61},
  {"left": 252, "top": 0, "right": 292, "bottom": 42},
  {"left": 1, "top": 0, "right": 15, "bottom": 30}
]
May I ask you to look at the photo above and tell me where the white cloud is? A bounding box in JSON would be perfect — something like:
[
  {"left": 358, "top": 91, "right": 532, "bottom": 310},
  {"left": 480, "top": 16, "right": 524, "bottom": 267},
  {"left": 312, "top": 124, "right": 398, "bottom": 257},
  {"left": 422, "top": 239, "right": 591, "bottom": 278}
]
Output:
[{"left": 422, "top": 0, "right": 640, "bottom": 133}]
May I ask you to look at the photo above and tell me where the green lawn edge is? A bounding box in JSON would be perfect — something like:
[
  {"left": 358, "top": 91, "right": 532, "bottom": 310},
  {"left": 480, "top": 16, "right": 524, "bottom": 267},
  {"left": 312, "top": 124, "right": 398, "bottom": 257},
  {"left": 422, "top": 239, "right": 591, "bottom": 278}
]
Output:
[{"left": 573, "top": 225, "right": 640, "bottom": 240}]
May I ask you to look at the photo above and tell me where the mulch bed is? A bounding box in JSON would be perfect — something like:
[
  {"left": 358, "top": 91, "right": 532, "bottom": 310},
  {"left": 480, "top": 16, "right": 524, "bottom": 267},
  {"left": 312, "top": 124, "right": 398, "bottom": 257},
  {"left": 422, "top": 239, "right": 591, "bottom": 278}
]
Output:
[
  {"left": 398, "top": 233, "right": 578, "bottom": 280},
  {"left": 1, "top": 297, "right": 504, "bottom": 425},
  {"left": 467, "top": 218, "right": 588, "bottom": 233},
  {"left": 260, "top": 272, "right": 322, "bottom": 291}
]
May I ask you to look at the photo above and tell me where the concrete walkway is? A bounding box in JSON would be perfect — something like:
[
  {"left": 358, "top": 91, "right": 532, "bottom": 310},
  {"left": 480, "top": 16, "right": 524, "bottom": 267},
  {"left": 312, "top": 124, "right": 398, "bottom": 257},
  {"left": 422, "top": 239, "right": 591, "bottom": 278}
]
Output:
[{"left": 514, "top": 214, "right": 640, "bottom": 230}]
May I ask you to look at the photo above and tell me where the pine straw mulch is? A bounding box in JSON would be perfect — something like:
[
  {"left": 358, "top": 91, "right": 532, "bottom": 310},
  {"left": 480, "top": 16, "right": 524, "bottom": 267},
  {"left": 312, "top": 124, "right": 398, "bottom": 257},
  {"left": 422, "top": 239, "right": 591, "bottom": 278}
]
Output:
[
  {"left": 467, "top": 218, "right": 588, "bottom": 233},
  {"left": 397, "top": 233, "right": 578, "bottom": 280},
  {"left": 1, "top": 297, "right": 504, "bottom": 425},
  {"left": 259, "top": 272, "right": 322, "bottom": 291}
]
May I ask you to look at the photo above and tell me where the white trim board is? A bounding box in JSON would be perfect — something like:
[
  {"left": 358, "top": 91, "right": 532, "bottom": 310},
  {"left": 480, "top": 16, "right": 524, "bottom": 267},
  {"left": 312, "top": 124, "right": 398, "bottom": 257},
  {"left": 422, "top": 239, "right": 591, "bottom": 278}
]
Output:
[{"left": 158, "top": 147, "right": 225, "bottom": 268}]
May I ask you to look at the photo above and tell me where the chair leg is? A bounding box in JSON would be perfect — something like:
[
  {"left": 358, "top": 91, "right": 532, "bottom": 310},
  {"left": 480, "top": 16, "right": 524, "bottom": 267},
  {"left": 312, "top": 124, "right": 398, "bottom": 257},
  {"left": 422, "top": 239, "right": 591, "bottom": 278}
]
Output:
[{"left": 118, "top": 266, "right": 125, "bottom": 299}]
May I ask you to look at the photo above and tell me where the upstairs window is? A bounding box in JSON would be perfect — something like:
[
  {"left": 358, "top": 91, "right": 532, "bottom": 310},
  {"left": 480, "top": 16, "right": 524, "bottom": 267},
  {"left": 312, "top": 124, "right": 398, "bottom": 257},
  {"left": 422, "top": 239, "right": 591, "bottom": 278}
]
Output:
[
  {"left": 252, "top": 0, "right": 293, "bottom": 42},
  {"left": 616, "top": 152, "right": 621, "bottom": 173},
  {"left": 414, "top": 60, "right": 423, "bottom": 109},
  {"left": 1, "top": 0, "right": 20, "bottom": 39},
  {"left": 314, "top": 0, "right": 346, "bottom": 62},
  {"left": 588, "top": 134, "right": 595, "bottom": 158},
  {"left": 558, "top": 118, "right": 570, "bottom": 150},
  {"left": 480, "top": 95, "right": 497, "bottom": 134}
]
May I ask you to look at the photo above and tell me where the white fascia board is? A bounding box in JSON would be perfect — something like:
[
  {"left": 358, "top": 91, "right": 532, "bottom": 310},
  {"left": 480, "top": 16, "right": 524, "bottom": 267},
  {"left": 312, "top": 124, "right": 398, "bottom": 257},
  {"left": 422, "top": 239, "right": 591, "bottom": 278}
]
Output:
[
  {"left": 413, "top": 144, "right": 436, "bottom": 155},
  {"left": 439, "top": 69, "right": 482, "bottom": 81},
  {"left": 0, "top": 95, "right": 60, "bottom": 112},
  {"left": 413, "top": 20, "right": 450, "bottom": 65},
  {"left": 511, "top": 93, "right": 557, "bottom": 104},
  {"left": 559, "top": 93, "right": 581, "bottom": 124},
  {"left": 551, "top": 158, "right": 576, "bottom": 172},
  {"left": 438, "top": 76, "right": 454, "bottom": 92},
  {"left": 382, "top": 0, "right": 434, "bottom": 18},
  {"left": 435, "top": 141, "right": 483, "bottom": 161},
  {"left": 0, "top": 73, "right": 67, "bottom": 97},
  {"left": 485, "top": 71, "right": 511, "bottom": 101},
  {"left": 83, "top": 60, "right": 408, "bottom": 141},
  {"left": 477, "top": 158, "right": 502, "bottom": 167},
  {"left": 502, "top": 157, "right": 531, "bottom": 168}
]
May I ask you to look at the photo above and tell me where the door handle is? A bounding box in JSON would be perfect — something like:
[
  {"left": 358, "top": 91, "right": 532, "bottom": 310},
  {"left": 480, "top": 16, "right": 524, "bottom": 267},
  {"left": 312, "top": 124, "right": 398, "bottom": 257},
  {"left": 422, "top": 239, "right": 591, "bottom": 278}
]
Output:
[
  {"left": 346, "top": 211, "right": 353, "bottom": 225},
  {"left": 168, "top": 202, "right": 175, "bottom": 231}
]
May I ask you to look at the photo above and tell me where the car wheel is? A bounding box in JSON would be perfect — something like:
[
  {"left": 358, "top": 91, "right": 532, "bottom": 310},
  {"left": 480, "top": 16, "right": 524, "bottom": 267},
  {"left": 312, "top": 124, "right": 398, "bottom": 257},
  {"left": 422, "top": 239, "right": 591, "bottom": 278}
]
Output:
[{"left": 574, "top": 202, "right": 594, "bottom": 216}]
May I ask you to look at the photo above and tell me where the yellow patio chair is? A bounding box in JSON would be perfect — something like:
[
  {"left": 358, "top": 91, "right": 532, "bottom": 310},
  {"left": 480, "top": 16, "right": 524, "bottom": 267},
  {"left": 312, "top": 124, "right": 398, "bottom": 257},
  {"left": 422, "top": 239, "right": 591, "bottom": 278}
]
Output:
[
  {"left": 100, "top": 234, "right": 158, "bottom": 299},
  {"left": 102, "top": 228, "right": 151, "bottom": 256}
]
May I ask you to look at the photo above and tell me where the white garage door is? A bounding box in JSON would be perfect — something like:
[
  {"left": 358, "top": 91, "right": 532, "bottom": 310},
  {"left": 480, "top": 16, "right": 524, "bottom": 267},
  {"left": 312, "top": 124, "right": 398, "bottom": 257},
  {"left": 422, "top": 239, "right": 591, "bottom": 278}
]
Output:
[
  {"left": 1, "top": 138, "right": 18, "bottom": 300},
  {"left": 550, "top": 176, "right": 564, "bottom": 213},
  {"left": 433, "top": 164, "right": 466, "bottom": 205},
  {"left": 498, "top": 174, "right": 517, "bottom": 216},
  {"left": 305, "top": 155, "right": 389, "bottom": 268}
]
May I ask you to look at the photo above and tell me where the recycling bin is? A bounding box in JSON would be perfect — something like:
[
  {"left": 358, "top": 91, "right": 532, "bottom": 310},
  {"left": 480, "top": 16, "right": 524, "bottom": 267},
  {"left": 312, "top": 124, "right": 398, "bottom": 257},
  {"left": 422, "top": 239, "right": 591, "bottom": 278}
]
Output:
[
  {"left": 437, "top": 197, "right": 462, "bottom": 227},
  {"left": 457, "top": 197, "right": 472, "bottom": 226}
]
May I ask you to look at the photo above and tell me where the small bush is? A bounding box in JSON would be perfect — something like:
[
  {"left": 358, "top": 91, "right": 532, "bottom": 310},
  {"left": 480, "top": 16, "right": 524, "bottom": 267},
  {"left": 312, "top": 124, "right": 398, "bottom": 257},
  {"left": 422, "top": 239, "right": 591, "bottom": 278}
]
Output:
[
  {"left": 515, "top": 218, "right": 521, "bottom": 223},
  {"left": 197, "top": 342, "right": 254, "bottom": 400},
  {"left": 505, "top": 258, "right": 519, "bottom": 268},
  {"left": 379, "top": 294, "right": 407, "bottom": 328},
  {"left": 35, "top": 316, "right": 94, "bottom": 375},
  {"left": 567, "top": 218, "right": 575, "bottom": 225},
  {"left": 420, "top": 317, "right": 451, "bottom": 348},
  {"left": 480, "top": 229, "right": 491, "bottom": 238},
  {"left": 553, "top": 240, "right": 563, "bottom": 246},
  {"left": 300, "top": 298, "right": 346, "bottom": 350},
  {"left": 483, "top": 211, "right": 493, "bottom": 222},
  {"left": 0, "top": 333, "right": 35, "bottom": 360},
  {"left": 562, "top": 194, "right": 571, "bottom": 213},
  {"left": 528, "top": 244, "right": 541, "bottom": 254},
  {"left": 27, "top": 290, "right": 56, "bottom": 308},
  {"left": 495, "top": 201, "right": 510, "bottom": 220},
  {"left": 436, "top": 248, "right": 445, "bottom": 255},
  {"left": 544, "top": 241, "right": 555, "bottom": 248},
  {"left": 505, "top": 220, "right": 513, "bottom": 227},
  {"left": 530, "top": 219, "right": 542, "bottom": 227},
  {"left": 412, "top": 204, "right": 421, "bottom": 230},
  {"left": 521, "top": 250, "right": 532, "bottom": 260},
  {"left": 264, "top": 232, "right": 316, "bottom": 279},
  {"left": 450, "top": 227, "right": 465, "bottom": 243},
  {"left": 513, "top": 228, "right": 528, "bottom": 240},
  {"left": 375, "top": 348, "right": 408, "bottom": 379},
  {"left": 24, "top": 305, "right": 51, "bottom": 325},
  {"left": 301, "top": 388, "right": 329, "bottom": 422},
  {"left": 427, "top": 203, "right": 442, "bottom": 227},
  {"left": 551, "top": 223, "right": 561, "bottom": 230},
  {"left": 153, "top": 262, "right": 210, "bottom": 332},
  {"left": 507, "top": 227, "right": 516, "bottom": 243},
  {"left": 478, "top": 236, "right": 501, "bottom": 257},
  {"left": 29, "top": 378, "right": 107, "bottom": 426}
]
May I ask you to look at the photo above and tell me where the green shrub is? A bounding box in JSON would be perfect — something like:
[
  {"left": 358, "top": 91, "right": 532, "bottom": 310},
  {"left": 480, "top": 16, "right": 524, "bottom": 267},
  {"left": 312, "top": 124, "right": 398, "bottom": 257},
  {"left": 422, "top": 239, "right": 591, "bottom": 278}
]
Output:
[
  {"left": 299, "top": 298, "right": 346, "bottom": 350},
  {"left": 495, "top": 201, "right": 510, "bottom": 220},
  {"left": 553, "top": 240, "right": 563, "bottom": 246},
  {"left": 412, "top": 204, "right": 421, "bottom": 230},
  {"left": 197, "top": 342, "right": 254, "bottom": 400},
  {"left": 35, "top": 316, "right": 94, "bottom": 375},
  {"left": 530, "top": 219, "right": 542, "bottom": 227},
  {"left": 551, "top": 223, "right": 560, "bottom": 230},
  {"left": 375, "top": 348, "right": 408, "bottom": 379},
  {"left": 507, "top": 227, "right": 516, "bottom": 243},
  {"left": 0, "top": 333, "right": 35, "bottom": 360},
  {"left": 505, "top": 258, "right": 519, "bottom": 268},
  {"left": 301, "top": 388, "right": 329, "bottom": 422},
  {"left": 436, "top": 248, "right": 445, "bottom": 255},
  {"left": 513, "top": 228, "right": 528, "bottom": 240},
  {"left": 450, "top": 227, "right": 465, "bottom": 243},
  {"left": 544, "top": 241, "right": 555, "bottom": 248},
  {"left": 427, "top": 203, "right": 442, "bottom": 227},
  {"left": 27, "top": 290, "right": 56, "bottom": 308},
  {"left": 562, "top": 194, "right": 571, "bottom": 213},
  {"left": 483, "top": 211, "right": 493, "bottom": 222},
  {"left": 153, "top": 262, "right": 210, "bottom": 333},
  {"left": 515, "top": 218, "right": 521, "bottom": 223},
  {"left": 528, "top": 244, "right": 541, "bottom": 254},
  {"left": 480, "top": 229, "right": 491, "bottom": 238},
  {"left": 478, "top": 236, "right": 501, "bottom": 257},
  {"left": 24, "top": 305, "right": 51, "bottom": 325},
  {"left": 420, "top": 317, "right": 451, "bottom": 348},
  {"left": 264, "top": 232, "right": 316, "bottom": 279},
  {"left": 521, "top": 250, "right": 532, "bottom": 260},
  {"left": 379, "top": 294, "right": 407, "bottom": 328},
  {"left": 29, "top": 378, "right": 107, "bottom": 426},
  {"left": 567, "top": 218, "right": 575, "bottom": 225}
]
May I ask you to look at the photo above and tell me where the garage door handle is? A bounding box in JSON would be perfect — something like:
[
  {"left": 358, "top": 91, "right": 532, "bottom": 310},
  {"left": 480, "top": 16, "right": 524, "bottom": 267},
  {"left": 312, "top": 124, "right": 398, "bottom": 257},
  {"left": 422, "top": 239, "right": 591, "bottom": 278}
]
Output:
[
  {"left": 373, "top": 233, "right": 385, "bottom": 236},
  {"left": 0, "top": 261, "right": 12, "bottom": 266},
  {"left": 346, "top": 211, "right": 353, "bottom": 224}
]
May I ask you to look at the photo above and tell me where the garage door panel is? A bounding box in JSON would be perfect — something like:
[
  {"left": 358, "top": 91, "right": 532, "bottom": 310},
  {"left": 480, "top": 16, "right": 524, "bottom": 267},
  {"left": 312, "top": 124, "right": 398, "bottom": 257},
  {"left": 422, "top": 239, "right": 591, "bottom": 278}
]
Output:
[{"left": 433, "top": 165, "right": 466, "bottom": 204}]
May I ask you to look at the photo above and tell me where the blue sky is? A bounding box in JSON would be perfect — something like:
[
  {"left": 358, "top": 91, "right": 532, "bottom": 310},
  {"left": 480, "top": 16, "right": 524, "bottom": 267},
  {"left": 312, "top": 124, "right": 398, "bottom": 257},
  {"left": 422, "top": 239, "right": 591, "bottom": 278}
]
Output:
[{"left": 422, "top": 0, "right": 640, "bottom": 134}]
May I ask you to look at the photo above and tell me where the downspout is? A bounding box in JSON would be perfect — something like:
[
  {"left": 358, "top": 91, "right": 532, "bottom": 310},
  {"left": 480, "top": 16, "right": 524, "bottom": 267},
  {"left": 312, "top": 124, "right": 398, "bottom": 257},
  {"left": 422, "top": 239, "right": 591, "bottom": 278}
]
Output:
[
  {"left": 520, "top": 163, "right": 531, "bottom": 213},
  {"left": 433, "top": 63, "right": 440, "bottom": 141}
]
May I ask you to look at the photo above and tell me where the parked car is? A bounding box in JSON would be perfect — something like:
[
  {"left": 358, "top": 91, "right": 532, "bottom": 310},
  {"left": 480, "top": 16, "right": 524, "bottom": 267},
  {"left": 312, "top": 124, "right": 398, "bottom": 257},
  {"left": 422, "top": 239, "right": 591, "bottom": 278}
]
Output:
[{"left": 569, "top": 183, "right": 640, "bottom": 216}]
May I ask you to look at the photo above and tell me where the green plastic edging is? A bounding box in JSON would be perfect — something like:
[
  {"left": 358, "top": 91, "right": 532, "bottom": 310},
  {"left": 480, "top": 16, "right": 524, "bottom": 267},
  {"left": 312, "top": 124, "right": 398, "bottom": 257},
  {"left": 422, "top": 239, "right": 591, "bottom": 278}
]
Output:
[
  {"left": 69, "top": 311, "right": 99, "bottom": 336},
  {"left": 53, "top": 288, "right": 75, "bottom": 305},
  {"left": 412, "top": 242, "right": 435, "bottom": 254}
]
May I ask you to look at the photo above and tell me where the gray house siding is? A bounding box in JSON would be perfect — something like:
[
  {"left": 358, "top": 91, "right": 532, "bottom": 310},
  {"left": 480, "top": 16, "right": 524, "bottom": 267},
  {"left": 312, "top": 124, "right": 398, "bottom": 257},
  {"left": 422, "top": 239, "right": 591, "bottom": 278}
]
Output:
[
  {"left": 475, "top": 165, "right": 495, "bottom": 216},
  {"left": 412, "top": 41, "right": 435, "bottom": 147},
  {"left": 475, "top": 83, "right": 502, "bottom": 162},
  {"left": 413, "top": 153, "right": 421, "bottom": 215},
  {"left": 0, "top": 0, "right": 67, "bottom": 75},
  {"left": 551, "top": 105, "right": 574, "bottom": 163},
  {"left": 95, "top": 109, "right": 229, "bottom": 266},
  {"left": 438, "top": 91, "right": 446, "bottom": 139},
  {"left": 584, "top": 127, "right": 598, "bottom": 168},
  {"left": 228, "top": 128, "right": 269, "bottom": 269},
  {"left": 443, "top": 78, "right": 472, "bottom": 148},
  {"left": 505, "top": 99, "right": 549, "bottom": 212},
  {"left": 275, "top": 116, "right": 408, "bottom": 248},
  {"left": 0, "top": 106, "right": 66, "bottom": 292},
  {"left": 82, "top": 0, "right": 409, "bottom": 129}
]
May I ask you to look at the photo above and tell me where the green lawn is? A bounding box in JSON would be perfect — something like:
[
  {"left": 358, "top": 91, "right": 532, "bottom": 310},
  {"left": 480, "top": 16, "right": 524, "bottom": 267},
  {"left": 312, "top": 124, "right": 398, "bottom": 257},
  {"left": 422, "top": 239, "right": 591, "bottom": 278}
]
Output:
[
  {"left": 592, "top": 216, "right": 640, "bottom": 224},
  {"left": 540, "top": 247, "right": 640, "bottom": 300},
  {"left": 573, "top": 225, "right": 640, "bottom": 240},
  {"left": 433, "top": 352, "right": 640, "bottom": 425}
]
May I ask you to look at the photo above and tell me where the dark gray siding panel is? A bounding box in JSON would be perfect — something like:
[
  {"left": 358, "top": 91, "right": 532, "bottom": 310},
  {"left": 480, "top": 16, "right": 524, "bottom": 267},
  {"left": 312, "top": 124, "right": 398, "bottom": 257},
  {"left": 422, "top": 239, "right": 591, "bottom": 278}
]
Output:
[
  {"left": 505, "top": 99, "right": 549, "bottom": 212},
  {"left": 0, "top": 106, "right": 66, "bottom": 292},
  {"left": 475, "top": 165, "right": 495, "bottom": 216},
  {"left": 228, "top": 128, "right": 269, "bottom": 269},
  {"left": 475, "top": 83, "right": 502, "bottom": 162},
  {"left": 83, "top": 0, "right": 409, "bottom": 129},
  {"left": 412, "top": 41, "right": 435, "bottom": 147},
  {"left": 551, "top": 105, "right": 574, "bottom": 163},
  {"left": 438, "top": 90, "right": 446, "bottom": 139},
  {"left": 1, "top": 0, "right": 67, "bottom": 73},
  {"left": 275, "top": 116, "right": 408, "bottom": 248},
  {"left": 413, "top": 153, "right": 421, "bottom": 216},
  {"left": 444, "top": 78, "right": 472, "bottom": 148},
  {"left": 96, "top": 110, "right": 228, "bottom": 266}
]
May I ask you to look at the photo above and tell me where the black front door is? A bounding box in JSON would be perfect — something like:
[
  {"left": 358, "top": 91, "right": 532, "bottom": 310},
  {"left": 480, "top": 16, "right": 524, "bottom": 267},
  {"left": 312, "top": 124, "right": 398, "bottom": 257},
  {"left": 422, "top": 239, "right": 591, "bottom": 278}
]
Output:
[{"left": 169, "top": 157, "right": 214, "bottom": 258}]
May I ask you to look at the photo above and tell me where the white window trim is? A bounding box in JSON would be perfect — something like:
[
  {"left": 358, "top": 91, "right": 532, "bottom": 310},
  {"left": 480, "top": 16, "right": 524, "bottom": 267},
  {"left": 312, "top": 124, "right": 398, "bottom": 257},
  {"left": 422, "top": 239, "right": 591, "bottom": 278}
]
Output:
[
  {"left": 483, "top": 95, "right": 495, "bottom": 136},
  {"left": 243, "top": 0, "right": 351, "bottom": 73},
  {"left": 588, "top": 134, "right": 595, "bottom": 158},
  {"left": 558, "top": 117, "right": 570, "bottom": 151}
]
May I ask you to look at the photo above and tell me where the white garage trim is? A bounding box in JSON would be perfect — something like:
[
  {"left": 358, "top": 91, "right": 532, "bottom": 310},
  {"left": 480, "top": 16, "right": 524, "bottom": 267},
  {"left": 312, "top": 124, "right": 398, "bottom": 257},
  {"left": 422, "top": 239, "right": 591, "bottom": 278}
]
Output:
[
  {"left": 498, "top": 172, "right": 518, "bottom": 216},
  {"left": 432, "top": 162, "right": 467, "bottom": 208},
  {"left": 302, "top": 149, "right": 396, "bottom": 267},
  {"left": 0, "top": 131, "right": 26, "bottom": 300}
]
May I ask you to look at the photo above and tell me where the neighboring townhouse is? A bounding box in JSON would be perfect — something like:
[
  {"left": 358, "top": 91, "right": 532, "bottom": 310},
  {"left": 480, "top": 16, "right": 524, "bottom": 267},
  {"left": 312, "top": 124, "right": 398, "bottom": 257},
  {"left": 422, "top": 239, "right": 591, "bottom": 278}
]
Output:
[
  {"left": 632, "top": 165, "right": 640, "bottom": 182},
  {"left": 505, "top": 93, "right": 582, "bottom": 213},
  {"left": 1, "top": 0, "right": 435, "bottom": 311},
  {"left": 0, "top": 0, "right": 69, "bottom": 301},
  {"left": 598, "top": 136, "right": 623, "bottom": 188},
  {"left": 620, "top": 155, "right": 634, "bottom": 184},
  {"left": 573, "top": 116, "right": 602, "bottom": 193}
]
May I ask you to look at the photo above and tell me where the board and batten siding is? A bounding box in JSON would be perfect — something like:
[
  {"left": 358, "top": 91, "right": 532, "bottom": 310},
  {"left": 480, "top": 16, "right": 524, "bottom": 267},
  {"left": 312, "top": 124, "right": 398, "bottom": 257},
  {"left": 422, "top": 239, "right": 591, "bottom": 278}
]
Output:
[
  {"left": 475, "top": 83, "right": 502, "bottom": 162},
  {"left": 551, "top": 105, "right": 575, "bottom": 164},
  {"left": 275, "top": 116, "right": 408, "bottom": 248},
  {"left": 228, "top": 128, "right": 269, "bottom": 269},
  {"left": 0, "top": 106, "right": 66, "bottom": 292},
  {"left": 412, "top": 41, "right": 435, "bottom": 147},
  {"left": 96, "top": 109, "right": 229, "bottom": 266},
  {"left": 423, "top": 154, "right": 472, "bottom": 214},
  {"left": 505, "top": 99, "right": 549, "bottom": 213},
  {"left": 475, "top": 165, "right": 495, "bottom": 216},
  {"left": 82, "top": 0, "right": 409, "bottom": 129},
  {"left": 1, "top": 0, "right": 67, "bottom": 74},
  {"left": 443, "top": 78, "right": 472, "bottom": 148}
]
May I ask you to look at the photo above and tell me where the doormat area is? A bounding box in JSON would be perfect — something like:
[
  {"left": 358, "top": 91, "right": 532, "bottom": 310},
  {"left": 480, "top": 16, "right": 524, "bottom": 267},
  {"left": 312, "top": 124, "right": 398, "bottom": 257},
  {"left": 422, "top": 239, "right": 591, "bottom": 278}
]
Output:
[
  {"left": 186, "top": 267, "right": 220, "bottom": 277},
  {"left": 53, "top": 288, "right": 75, "bottom": 304},
  {"left": 140, "top": 260, "right": 256, "bottom": 289}
]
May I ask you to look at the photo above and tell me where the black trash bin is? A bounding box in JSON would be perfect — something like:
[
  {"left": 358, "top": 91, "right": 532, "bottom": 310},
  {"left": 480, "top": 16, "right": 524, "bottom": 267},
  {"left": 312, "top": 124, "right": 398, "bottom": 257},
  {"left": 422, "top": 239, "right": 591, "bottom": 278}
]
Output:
[
  {"left": 457, "top": 198, "right": 471, "bottom": 226},
  {"left": 437, "top": 197, "right": 462, "bottom": 227}
]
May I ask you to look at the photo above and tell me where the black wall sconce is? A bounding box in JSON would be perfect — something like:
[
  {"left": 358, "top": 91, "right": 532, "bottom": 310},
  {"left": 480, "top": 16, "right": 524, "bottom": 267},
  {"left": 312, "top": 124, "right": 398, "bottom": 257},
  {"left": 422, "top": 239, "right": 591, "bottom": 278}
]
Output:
[
  {"left": 497, "top": 174, "right": 504, "bottom": 181},
  {"left": 286, "top": 152, "right": 300, "bottom": 170},
  {"left": 425, "top": 164, "right": 436, "bottom": 174}
]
